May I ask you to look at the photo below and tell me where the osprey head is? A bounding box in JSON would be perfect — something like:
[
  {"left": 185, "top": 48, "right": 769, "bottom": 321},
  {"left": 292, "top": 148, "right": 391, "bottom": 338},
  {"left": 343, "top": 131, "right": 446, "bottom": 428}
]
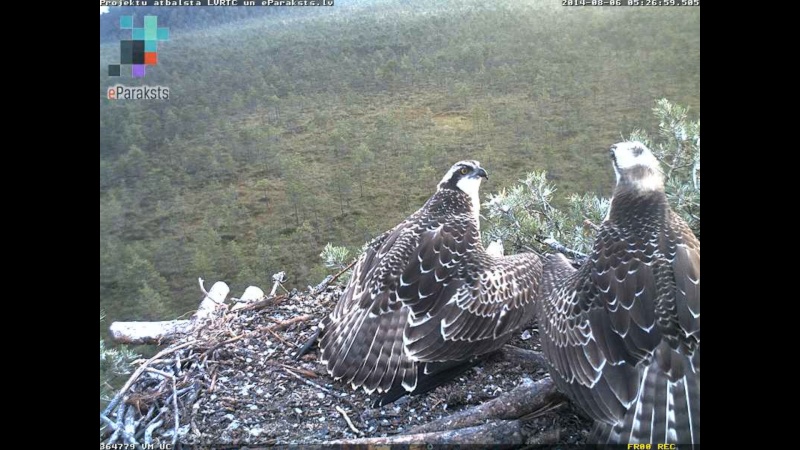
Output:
[
  {"left": 438, "top": 160, "right": 489, "bottom": 196},
  {"left": 610, "top": 141, "right": 664, "bottom": 192}
]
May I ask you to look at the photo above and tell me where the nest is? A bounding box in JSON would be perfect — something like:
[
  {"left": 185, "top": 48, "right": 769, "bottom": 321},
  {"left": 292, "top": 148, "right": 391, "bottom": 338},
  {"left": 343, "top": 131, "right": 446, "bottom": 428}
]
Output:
[{"left": 99, "top": 283, "right": 591, "bottom": 447}]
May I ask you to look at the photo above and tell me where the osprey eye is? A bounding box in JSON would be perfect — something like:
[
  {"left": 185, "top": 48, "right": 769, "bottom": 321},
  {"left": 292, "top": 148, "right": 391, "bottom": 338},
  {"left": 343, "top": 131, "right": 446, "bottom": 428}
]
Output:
[{"left": 460, "top": 167, "right": 469, "bottom": 175}]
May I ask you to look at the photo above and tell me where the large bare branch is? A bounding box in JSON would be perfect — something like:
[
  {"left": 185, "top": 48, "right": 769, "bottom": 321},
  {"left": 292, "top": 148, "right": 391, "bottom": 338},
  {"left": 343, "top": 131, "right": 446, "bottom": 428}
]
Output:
[
  {"left": 324, "top": 419, "right": 560, "bottom": 447},
  {"left": 108, "top": 281, "right": 229, "bottom": 345},
  {"left": 408, "top": 377, "right": 561, "bottom": 434}
]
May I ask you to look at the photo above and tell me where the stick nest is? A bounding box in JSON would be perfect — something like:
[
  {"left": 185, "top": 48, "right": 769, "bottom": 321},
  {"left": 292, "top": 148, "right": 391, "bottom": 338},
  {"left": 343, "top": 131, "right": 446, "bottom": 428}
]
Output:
[{"left": 100, "top": 284, "right": 591, "bottom": 446}]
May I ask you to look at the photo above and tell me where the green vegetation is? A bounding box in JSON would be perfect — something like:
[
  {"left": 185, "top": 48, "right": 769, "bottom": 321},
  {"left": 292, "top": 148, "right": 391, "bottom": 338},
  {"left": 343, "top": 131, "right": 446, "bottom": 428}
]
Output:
[
  {"left": 484, "top": 98, "right": 699, "bottom": 257},
  {"left": 99, "top": 0, "right": 699, "bottom": 337},
  {"left": 100, "top": 312, "right": 139, "bottom": 412}
]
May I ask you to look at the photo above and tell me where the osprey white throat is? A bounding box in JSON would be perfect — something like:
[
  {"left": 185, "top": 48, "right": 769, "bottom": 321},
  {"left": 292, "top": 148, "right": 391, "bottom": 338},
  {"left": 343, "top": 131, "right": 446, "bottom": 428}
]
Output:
[
  {"left": 611, "top": 141, "right": 665, "bottom": 192},
  {"left": 456, "top": 176, "right": 483, "bottom": 225}
]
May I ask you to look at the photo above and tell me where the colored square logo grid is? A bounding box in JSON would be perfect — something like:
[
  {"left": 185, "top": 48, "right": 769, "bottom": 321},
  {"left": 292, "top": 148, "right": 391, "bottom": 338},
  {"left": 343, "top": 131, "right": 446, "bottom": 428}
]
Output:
[{"left": 108, "top": 15, "right": 168, "bottom": 78}]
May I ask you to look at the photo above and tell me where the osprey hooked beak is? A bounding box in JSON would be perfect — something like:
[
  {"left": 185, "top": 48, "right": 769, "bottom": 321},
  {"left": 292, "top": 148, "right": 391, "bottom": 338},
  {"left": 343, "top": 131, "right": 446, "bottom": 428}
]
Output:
[{"left": 475, "top": 167, "right": 489, "bottom": 180}]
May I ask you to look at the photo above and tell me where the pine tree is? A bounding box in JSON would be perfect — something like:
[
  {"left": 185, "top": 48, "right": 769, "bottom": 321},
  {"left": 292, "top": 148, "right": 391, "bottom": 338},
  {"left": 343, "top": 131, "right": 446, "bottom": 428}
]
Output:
[
  {"left": 99, "top": 311, "right": 139, "bottom": 416},
  {"left": 483, "top": 98, "right": 700, "bottom": 254}
]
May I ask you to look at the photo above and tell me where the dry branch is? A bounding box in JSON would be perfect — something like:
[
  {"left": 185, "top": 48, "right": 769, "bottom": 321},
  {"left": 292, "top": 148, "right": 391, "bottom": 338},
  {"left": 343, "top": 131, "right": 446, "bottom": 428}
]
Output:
[
  {"left": 241, "top": 293, "right": 287, "bottom": 311},
  {"left": 329, "top": 258, "right": 358, "bottom": 285},
  {"left": 501, "top": 344, "right": 549, "bottom": 370},
  {"left": 109, "top": 321, "right": 194, "bottom": 346},
  {"left": 109, "top": 281, "right": 230, "bottom": 345},
  {"left": 102, "top": 340, "right": 196, "bottom": 420},
  {"left": 270, "top": 271, "right": 287, "bottom": 296},
  {"left": 171, "top": 375, "right": 179, "bottom": 445},
  {"left": 407, "top": 377, "right": 561, "bottom": 434},
  {"left": 195, "top": 279, "right": 230, "bottom": 319},
  {"left": 267, "top": 327, "right": 297, "bottom": 348},
  {"left": 230, "top": 286, "right": 265, "bottom": 311},
  {"left": 281, "top": 367, "right": 334, "bottom": 396},
  {"left": 144, "top": 419, "right": 164, "bottom": 446},
  {"left": 336, "top": 405, "right": 363, "bottom": 436},
  {"left": 329, "top": 419, "right": 544, "bottom": 447},
  {"left": 262, "top": 314, "right": 313, "bottom": 332}
]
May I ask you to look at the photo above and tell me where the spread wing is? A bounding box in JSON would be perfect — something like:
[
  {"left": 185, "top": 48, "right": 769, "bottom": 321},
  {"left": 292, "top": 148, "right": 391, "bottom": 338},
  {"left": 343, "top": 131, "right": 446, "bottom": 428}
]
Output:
[
  {"left": 320, "top": 192, "right": 541, "bottom": 396},
  {"left": 397, "top": 220, "right": 541, "bottom": 362},
  {"left": 538, "top": 214, "right": 700, "bottom": 443},
  {"left": 319, "top": 215, "right": 421, "bottom": 394}
]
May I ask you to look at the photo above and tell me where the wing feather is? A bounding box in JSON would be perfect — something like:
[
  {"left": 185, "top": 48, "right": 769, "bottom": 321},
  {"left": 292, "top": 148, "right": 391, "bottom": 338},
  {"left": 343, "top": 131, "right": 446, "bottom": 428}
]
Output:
[
  {"left": 319, "top": 217, "right": 421, "bottom": 392},
  {"left": 320, "top": 187, "right": 542, "bottom": 400},
  {"left": 402, "top": 251, "right": 541, "bottom": 362},
  {"left": 537, "top": 205, "right": 699, "bottom": 444}
]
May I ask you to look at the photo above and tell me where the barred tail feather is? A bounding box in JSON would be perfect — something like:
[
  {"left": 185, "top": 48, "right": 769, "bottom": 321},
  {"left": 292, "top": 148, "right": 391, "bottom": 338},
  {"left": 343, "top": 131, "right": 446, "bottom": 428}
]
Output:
[{"left": 593, "top": 358, "right": 699, "bottom": 444}]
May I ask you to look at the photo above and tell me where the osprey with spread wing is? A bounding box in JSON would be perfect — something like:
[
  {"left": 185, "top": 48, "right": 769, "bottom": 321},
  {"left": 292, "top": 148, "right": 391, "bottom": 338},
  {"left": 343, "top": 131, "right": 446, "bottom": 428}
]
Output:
[{"left": 319, "top": 160, "right": 542, "bottom": 406}]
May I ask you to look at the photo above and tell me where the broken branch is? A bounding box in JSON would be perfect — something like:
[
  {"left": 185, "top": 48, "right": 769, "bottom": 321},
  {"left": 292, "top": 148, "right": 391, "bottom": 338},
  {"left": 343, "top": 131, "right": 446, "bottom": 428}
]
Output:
[
  {"left": 331, "top": 419, "right": 539, "bottom": 447},
  {"left": 408, "top": 377, "right": 561, "bottom": 434},
  {"left": 109, "top": 281, "right": 230, "bottom": 345},
  {"left": 336, "top": 405, "right": 362, "bottom": 436}
]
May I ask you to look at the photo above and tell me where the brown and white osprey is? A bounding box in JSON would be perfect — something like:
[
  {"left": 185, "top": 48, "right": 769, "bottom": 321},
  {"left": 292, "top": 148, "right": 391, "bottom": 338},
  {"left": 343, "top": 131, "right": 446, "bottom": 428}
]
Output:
[
  {"left": 537, "top": 142, "right": 700, "bottom": 444},
  {"left": 319, "top": 160, "right": 542, "bottom": 406}
]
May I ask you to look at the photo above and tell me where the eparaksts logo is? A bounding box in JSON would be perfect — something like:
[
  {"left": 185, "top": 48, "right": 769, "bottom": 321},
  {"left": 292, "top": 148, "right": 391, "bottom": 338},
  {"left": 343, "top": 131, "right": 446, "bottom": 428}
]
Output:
[
  {"left": 107, "top": 85, "right": 170, "bottom": 100},
  {"left": 108, "top": 15, "right": 169, "bottom": 78}
]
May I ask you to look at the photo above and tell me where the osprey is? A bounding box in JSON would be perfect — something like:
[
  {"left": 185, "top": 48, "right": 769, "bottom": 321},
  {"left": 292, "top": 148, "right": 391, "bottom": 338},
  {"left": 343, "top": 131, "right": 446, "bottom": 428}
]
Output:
[
  {"left": 319, "top": 160, "right": 542, "bottom": 406},
  {"left": 537, "top": 142, "right": 700, "bottom": 444}
]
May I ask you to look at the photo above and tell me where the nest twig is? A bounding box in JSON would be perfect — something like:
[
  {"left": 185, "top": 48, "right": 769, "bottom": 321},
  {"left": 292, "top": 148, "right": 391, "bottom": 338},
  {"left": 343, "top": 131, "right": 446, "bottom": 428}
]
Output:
[{"left": 101, "top": 278, "right": 339, "bottom": 447}]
